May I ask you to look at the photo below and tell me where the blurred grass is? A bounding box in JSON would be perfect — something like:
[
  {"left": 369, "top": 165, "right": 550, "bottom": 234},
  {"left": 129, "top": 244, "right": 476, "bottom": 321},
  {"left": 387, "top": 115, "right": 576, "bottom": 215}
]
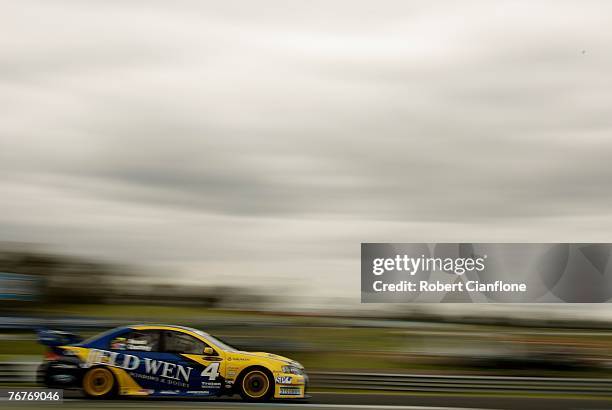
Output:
[
  {"left": 21, "top": 304, "right": 253, "bottom": 319},
  {"left": 0, "top": 339, "right": 43, "bottom": 357},
  {"left": 5, "top": 304, "right": 612, "bottom": 377}
]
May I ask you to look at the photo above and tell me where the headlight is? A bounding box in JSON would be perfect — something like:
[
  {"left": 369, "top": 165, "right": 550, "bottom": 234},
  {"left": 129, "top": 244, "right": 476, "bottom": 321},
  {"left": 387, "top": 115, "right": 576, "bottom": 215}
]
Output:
[{"left": 282, "top": 365, "right": 303, "bottom": 375}]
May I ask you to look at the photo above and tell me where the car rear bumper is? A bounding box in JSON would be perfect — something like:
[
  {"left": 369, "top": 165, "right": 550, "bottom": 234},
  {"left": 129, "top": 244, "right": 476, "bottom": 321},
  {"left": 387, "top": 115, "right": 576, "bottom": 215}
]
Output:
[{"left": 38, "top": 360, "right": 82, "bottom": 388}]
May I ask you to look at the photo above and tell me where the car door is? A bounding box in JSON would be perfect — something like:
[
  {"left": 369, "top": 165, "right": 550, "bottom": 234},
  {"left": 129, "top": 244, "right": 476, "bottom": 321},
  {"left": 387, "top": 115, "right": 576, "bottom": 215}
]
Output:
[
  {"left": 107, "top": 329, "right": 184, "bottom": 393},
  {"left": 161, "top": 330, "right": 225, "bottom": 396}
]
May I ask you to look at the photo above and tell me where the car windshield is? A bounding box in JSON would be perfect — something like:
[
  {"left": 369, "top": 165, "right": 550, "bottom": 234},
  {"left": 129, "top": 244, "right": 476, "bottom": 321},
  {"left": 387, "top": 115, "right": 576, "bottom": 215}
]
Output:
[{"left": 194, "top": 330, "right": 238, "bottom": 352}]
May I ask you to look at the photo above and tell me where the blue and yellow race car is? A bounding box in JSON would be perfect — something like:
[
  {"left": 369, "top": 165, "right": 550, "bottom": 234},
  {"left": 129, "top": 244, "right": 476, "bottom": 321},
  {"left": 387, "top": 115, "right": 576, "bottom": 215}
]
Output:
[{"left": 37, "top": 324, "right": 308, "bottom": 401}]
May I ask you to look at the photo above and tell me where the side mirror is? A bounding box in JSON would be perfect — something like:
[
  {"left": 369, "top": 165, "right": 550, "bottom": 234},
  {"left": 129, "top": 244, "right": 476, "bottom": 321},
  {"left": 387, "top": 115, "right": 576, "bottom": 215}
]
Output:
[{"left": 203, "top": 347, "right": 214, "bottom": 355}]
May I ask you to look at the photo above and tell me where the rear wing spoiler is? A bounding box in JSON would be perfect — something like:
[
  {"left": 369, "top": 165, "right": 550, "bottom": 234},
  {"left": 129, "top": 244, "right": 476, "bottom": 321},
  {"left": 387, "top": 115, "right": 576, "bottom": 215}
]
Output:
[{"left": 37, "top": 329, "right": 82, "bottom": 347}]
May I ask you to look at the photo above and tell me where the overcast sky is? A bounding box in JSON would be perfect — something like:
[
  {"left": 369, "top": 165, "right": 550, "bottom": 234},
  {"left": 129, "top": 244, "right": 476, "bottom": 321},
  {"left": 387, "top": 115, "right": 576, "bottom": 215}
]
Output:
[{"left": 1, "top": 1, "right": 612, "bottom": 304}]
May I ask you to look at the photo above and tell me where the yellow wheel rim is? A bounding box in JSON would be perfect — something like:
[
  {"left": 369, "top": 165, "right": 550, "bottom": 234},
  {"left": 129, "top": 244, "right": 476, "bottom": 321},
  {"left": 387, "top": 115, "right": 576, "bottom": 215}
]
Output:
[
  {"left": 83, "top": 368, "right": 114, "bottom": 396},
  {"left": 242, "top": 370, "right": 270, "bottom": 398}
]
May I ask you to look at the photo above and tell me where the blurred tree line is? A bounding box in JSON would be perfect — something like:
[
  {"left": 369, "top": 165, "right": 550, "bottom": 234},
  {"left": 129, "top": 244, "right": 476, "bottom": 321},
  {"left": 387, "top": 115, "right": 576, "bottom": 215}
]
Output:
[
  {"left": 0, "top": 247, "right": 117, "bottom": 305},
  {"left": 0, "top": 245, "right": 265, "bottom": 310}
]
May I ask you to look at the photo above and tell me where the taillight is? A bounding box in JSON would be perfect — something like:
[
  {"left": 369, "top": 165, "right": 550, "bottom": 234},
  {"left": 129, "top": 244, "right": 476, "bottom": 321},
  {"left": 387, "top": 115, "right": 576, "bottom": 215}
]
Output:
[{"left": 45, "top": 351, "right": 61, "bottom": 361}]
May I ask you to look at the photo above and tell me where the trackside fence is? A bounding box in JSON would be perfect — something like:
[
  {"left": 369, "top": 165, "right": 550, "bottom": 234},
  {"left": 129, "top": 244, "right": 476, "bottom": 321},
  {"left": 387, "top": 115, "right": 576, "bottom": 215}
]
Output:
[
  {"left": 310, "top": 371, "right": 612, "bottom": 396},
  {"left": 0, "top": 362, "right": 38, "bottom": 384},
  {"left": 3, "top": 363, "right": 612, "bottom": 396}
]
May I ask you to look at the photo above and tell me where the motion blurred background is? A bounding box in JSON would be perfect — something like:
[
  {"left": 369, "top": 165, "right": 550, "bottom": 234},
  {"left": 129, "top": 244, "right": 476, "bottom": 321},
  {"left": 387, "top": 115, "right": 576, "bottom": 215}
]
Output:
[{"left": 2, "top": 0, "right": 612, "bottom": 401}]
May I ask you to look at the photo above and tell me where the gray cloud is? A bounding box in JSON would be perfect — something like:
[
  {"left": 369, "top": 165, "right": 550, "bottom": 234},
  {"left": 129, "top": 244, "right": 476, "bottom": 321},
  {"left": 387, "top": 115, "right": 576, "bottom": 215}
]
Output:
[{"left": 1, "top": 0, "right": 612, "bottom": 302}]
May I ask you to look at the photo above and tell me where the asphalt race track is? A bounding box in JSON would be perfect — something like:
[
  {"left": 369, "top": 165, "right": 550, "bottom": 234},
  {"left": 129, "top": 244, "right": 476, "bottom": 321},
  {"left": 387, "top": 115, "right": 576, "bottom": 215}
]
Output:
[{"left": 2, "top": 392, "right": 612, "bottom": 410}]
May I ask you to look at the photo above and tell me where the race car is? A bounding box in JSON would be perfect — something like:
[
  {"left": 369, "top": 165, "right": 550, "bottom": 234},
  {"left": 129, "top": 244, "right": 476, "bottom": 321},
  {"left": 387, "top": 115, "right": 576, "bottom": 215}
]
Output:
[{"left": 37, "top": 324, "right": 308, "bottom": 401}]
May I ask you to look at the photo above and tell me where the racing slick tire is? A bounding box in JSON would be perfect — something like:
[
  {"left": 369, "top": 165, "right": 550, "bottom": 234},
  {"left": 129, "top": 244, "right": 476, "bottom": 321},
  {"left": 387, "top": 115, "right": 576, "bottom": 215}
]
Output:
[
  {"left": 82, "top": 367, "right": 117, "bottom": 399},
  {"left": 238, "top": 367, "right": 274, "bottom": 402}
]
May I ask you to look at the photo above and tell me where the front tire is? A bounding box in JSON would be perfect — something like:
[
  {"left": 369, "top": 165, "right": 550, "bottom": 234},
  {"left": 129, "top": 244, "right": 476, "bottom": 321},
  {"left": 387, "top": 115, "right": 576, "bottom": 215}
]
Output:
[
  {"left": 239, "top": 368, "right": 274, "bottom": 402},
  {"left": 82, "top": 367, "right": 117, "bottom": 399}
]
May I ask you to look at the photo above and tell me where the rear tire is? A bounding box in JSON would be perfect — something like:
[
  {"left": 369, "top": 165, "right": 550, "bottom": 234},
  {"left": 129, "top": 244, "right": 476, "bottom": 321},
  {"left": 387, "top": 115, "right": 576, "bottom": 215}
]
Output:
[
  {"left": 238, "top": 367, "right": 274, "bottom": 402},
  {"left": 82, "top": 367, "right": 117, "bottom": 399}
]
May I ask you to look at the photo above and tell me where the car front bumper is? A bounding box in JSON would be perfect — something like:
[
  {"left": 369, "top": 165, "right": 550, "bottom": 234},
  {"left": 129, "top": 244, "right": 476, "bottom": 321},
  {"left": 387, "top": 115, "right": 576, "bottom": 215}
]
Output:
[{"left": 273, "top": 372, "right": 308, "bottom": 399}]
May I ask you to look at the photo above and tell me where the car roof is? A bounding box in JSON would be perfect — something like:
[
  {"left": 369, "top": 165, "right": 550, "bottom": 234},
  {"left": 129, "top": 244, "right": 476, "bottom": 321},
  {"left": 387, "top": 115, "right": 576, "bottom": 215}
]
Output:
[
  {"left": 127, "top": 324, "right": 206, "bottom": 334},
  {"left": 80, "top": 324, "right": 212, "bottom": 348}
]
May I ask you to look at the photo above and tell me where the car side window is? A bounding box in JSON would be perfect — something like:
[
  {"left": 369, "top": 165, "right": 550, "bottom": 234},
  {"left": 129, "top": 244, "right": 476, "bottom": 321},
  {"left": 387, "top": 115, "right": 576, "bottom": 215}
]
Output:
[
  {"left": 110, "top": 330, "right": 160, "bottom": 352},
  {"left": 162, "top": 330, "right": 207, "bottom": 354}
]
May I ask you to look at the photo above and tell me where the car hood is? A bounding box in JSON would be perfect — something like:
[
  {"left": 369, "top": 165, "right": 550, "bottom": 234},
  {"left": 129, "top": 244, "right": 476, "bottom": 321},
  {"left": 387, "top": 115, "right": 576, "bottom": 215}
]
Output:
[{"left": 234, "top": 351, "right": 303, "bottom": 368}]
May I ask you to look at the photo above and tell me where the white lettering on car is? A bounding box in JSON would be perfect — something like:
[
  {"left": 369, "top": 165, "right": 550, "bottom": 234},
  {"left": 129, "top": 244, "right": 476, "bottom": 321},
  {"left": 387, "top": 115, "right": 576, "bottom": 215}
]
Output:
[
  {"left": 200, "top": 362, "right": 220, "bottom": 381},
  {"left": 85, "top": 349, "right": 193, "bottom": 382}
]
